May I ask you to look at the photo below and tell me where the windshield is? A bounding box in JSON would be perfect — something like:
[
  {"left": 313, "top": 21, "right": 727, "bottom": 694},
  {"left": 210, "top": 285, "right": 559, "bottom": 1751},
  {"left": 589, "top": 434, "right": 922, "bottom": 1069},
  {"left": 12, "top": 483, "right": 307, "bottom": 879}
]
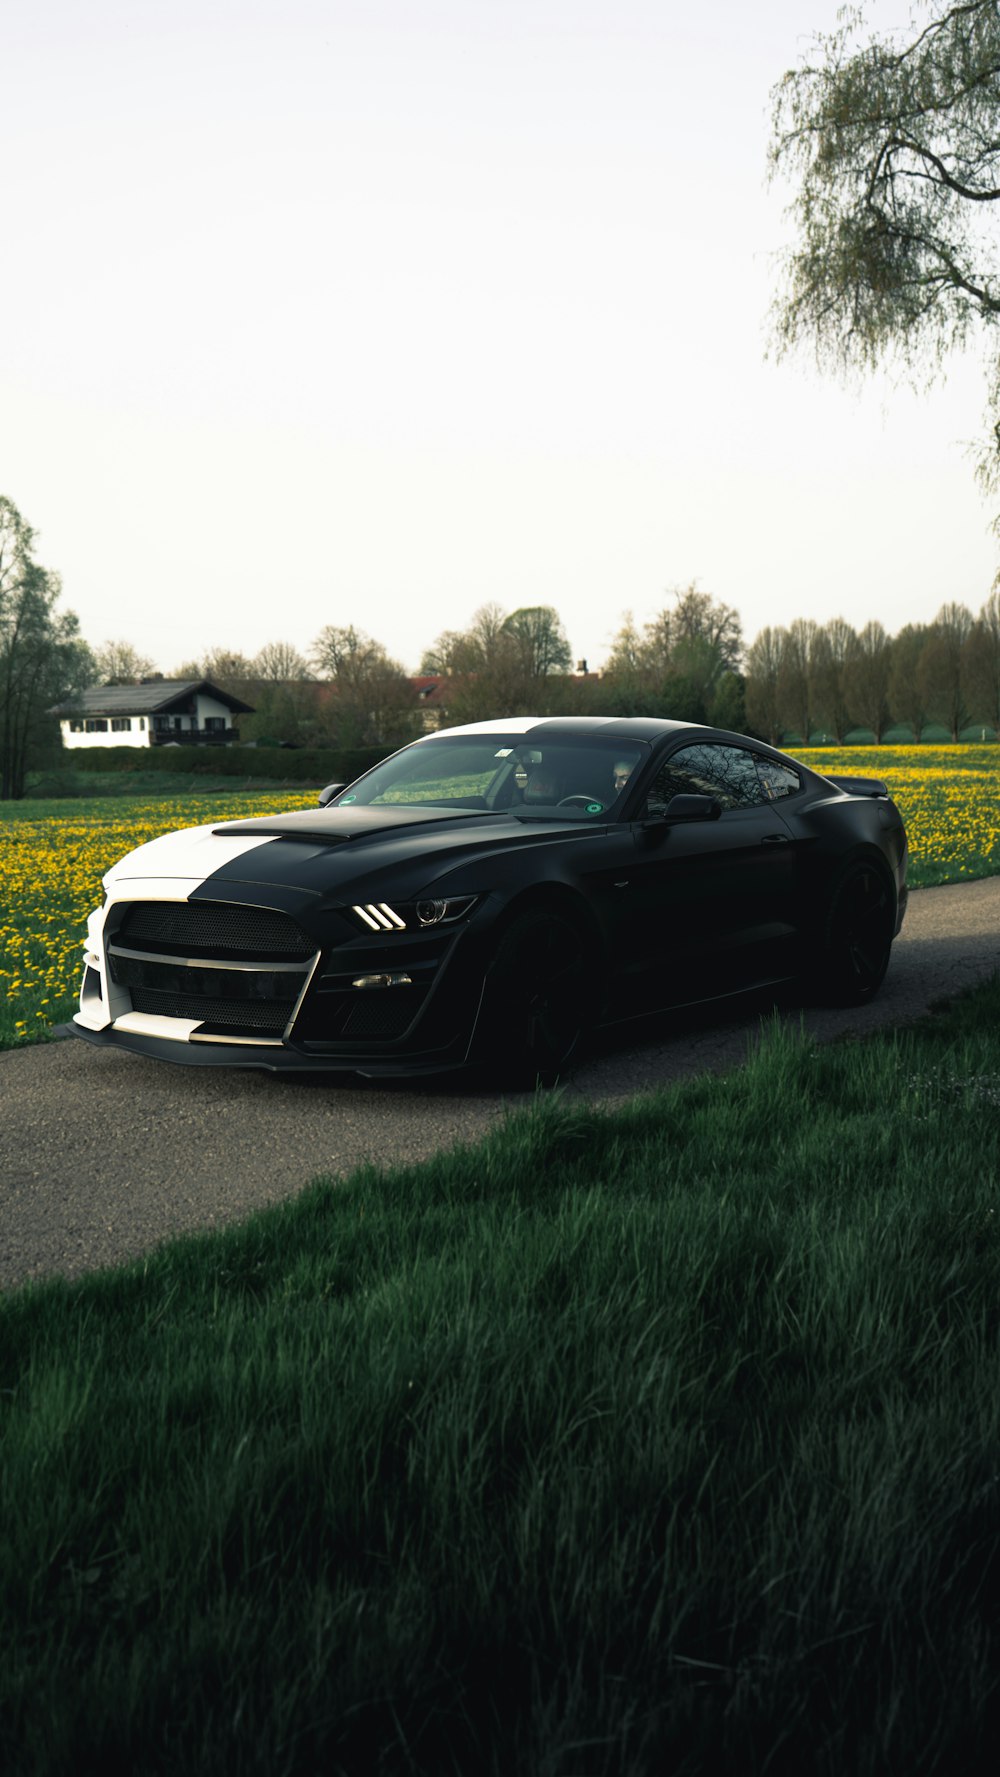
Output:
[{"left": 331, "top": 734, "right": 648, "bottom": 820}]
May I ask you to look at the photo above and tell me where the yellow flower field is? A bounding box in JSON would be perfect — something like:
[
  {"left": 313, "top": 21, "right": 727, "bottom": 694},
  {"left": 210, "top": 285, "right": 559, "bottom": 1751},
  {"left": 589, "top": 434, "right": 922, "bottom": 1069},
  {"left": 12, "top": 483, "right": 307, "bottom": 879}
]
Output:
[
  {"left": 794, "top": 744, "right": 1000, "bottom": 888},
  {"left": 1, "top": 746, "right": 998, "bottom": 1050}
]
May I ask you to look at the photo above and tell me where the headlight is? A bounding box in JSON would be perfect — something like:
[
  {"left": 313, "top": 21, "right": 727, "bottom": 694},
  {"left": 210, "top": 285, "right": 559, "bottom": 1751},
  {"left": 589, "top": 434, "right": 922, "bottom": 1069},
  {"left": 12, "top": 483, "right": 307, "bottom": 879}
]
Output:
[
  {"left": 415, "top": 896, "right": 477, "bottom": 927},
  {"left": 349, "top": 895, "right": 478, "bottom": 933}
]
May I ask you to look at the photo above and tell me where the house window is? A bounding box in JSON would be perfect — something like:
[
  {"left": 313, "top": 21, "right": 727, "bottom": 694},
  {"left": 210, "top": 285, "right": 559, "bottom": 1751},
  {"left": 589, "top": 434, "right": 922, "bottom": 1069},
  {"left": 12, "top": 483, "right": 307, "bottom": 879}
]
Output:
[
  {"left": 204, "top": 716, "right": 225, "bottom": 732},
  {"left": 69, "top": 720, "right": 85, "bottom": 733},
  {"left": 85, "top": 719, "right": 108, "bottom": 733},
  {"left": 111, "top": 718, "right": 132, "bottom": 732}
]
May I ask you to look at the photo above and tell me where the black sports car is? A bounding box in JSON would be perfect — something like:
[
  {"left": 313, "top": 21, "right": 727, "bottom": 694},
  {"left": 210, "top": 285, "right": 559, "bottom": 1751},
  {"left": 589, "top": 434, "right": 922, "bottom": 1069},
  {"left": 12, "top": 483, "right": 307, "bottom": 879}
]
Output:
[{"left": 73, "top": 717, "right": 908, "bottom": 1084}]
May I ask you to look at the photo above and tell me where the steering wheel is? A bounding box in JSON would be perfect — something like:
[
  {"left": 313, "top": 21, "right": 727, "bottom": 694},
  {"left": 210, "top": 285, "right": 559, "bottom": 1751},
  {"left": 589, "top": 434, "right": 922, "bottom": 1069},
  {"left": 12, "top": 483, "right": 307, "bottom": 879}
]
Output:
[{"left": 557, "top": 794, "right": 602, "bottom": 810}]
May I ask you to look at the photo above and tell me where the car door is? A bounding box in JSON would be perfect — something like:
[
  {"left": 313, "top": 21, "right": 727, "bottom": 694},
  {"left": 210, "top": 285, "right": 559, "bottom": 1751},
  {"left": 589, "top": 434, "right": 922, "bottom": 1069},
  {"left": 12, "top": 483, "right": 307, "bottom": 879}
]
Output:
[{"left": 610, "top": 741, "right": 799, "bottom": 1013}]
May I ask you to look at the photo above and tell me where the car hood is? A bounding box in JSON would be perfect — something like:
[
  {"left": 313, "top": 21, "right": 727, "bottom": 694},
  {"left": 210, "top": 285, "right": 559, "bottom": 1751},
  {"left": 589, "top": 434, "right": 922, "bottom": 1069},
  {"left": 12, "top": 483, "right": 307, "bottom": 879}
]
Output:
[
  {"left": 214, "top": 805, "right": 500, "bottom": 844},
  {"left": 103, "top": 802, "right": 596, "bottom": 901}
]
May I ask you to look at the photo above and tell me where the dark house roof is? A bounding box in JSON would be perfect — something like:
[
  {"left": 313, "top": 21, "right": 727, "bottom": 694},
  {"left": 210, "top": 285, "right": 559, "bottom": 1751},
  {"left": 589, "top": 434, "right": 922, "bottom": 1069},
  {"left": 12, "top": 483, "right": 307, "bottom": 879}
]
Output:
[{"left": 49, "top": 679, "right": 255, "bottom": 717}]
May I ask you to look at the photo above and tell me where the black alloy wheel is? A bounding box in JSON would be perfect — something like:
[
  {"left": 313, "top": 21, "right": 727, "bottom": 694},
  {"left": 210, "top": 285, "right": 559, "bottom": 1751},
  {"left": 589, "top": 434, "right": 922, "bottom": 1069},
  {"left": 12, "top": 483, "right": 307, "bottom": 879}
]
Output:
[
  {"left": 481, "top": 910, "right": 590, "bottom": 1087},
  {"left": 814, "top": 859, "right": 895, "bottom": 1006}
]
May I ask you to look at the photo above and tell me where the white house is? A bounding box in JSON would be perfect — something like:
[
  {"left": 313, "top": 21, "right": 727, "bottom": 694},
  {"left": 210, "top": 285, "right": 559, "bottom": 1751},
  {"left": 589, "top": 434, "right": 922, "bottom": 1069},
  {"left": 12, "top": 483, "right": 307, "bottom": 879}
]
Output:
[{"left": 50, "top": 680, "right": 254, "bottom": 749}]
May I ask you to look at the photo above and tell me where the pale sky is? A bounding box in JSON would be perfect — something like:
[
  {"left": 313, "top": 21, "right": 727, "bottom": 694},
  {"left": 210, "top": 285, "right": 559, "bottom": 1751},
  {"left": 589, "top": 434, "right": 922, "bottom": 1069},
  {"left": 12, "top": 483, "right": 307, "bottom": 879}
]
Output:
[{"left": 3, "top": 0, "right": 997, "bottom": 677}]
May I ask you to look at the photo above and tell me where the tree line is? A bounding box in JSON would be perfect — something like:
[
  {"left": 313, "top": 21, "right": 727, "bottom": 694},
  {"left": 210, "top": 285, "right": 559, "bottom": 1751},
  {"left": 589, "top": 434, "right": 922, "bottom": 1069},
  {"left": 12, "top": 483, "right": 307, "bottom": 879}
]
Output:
[
  {"left": 744, "top": 599, "right": 1000, "bottom": 745},
  {"left": 193, "top": 587, "right": 1000, "bottom": 751},
  {"left": 4, "top": 487, "right": 1000, "bottom": 798}
]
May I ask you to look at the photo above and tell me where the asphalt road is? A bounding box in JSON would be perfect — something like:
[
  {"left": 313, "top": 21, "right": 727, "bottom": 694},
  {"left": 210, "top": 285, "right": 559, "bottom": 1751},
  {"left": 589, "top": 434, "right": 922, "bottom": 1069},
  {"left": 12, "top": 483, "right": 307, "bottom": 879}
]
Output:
[{"left": 3, "top": 875, "right": 1000, "bottom": 1291}]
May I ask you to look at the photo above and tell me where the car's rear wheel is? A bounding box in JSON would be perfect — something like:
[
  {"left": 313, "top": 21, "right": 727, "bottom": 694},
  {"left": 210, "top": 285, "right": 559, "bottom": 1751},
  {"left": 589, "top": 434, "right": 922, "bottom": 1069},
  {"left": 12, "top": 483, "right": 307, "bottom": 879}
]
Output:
[
  {"left": 809, "top": 858, "right": 896, "bottom": 1005},
  {"left": 479, "top": 910, "right": 589, "bottom": 1087}
]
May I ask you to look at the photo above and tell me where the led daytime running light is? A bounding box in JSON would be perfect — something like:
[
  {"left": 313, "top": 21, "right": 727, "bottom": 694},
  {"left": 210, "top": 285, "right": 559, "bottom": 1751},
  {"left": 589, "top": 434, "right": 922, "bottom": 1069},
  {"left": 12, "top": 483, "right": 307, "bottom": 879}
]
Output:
[{"left": 353, "top": 902, "right": 407, "bottom": 931}]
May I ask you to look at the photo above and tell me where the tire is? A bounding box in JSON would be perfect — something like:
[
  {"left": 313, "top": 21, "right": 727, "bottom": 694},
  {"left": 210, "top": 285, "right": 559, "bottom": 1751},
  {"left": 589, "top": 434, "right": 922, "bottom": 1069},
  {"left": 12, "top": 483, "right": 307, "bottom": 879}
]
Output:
[
  {"left": 808, "top": 858, "right": 896, "bottom": 1006},
  {"left": 478, "top": 910, "right": 589, "bottom": 1087}
]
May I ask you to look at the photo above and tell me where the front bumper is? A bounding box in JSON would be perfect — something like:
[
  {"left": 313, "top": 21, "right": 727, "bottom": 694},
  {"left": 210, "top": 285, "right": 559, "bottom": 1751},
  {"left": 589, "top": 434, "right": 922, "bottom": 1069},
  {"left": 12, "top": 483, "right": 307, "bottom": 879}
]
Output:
[
  {"left": 73, "top": 886, "right": 494, "bottom": 1077},
  {"left": 70, "top": 1016, "right": 475, "bottom": 1077}
]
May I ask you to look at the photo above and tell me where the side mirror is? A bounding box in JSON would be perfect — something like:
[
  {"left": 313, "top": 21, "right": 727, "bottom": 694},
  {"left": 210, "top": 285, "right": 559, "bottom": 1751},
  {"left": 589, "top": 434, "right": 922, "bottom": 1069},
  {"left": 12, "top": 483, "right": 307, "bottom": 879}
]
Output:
[
  {"left": 663, "top": 793, "right": 722, "bottom": 822},
  {"left": 317, "top": 782, "right": 345, "bottom": 807}
]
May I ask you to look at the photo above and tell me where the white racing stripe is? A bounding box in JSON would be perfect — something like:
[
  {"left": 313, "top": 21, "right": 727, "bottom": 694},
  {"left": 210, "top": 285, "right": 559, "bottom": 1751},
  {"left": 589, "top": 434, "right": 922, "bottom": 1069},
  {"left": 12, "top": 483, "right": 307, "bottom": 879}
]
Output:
[
  {"left": 106, "top": 823, "right": 277, "bottom": 886},
  {"left": 79, "top": 828, "right": 281, "bottom": 1035},
  {"left": 411, "top": 716, "right": 545, "bottom": 740},
  {"left": 105, "top": 877, "right": 222, "bottom": 904},
  {"left": 410, "top": 715, "right": 618, "bottom": 741}
]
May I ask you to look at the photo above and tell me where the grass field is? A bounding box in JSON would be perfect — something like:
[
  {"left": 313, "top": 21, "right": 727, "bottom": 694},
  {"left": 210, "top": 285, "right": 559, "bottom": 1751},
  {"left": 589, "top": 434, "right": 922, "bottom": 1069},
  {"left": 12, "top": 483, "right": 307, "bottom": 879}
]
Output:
[
  {"left": 2, "top": 981, "right": 999, "bottom": 1774},
  {"left": 2, "top": 745, "right": 998, "bottom": 1051}
]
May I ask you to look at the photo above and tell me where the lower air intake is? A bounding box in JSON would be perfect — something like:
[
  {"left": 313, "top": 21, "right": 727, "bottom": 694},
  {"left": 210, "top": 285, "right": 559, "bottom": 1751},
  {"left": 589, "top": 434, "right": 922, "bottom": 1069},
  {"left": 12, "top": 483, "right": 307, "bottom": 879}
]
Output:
[
  {"left": 128, "top": 988, "right": 292, "bottom": 1034},
  {"left": 341, "top": 997, "right": 415, "bottom": 1039}
]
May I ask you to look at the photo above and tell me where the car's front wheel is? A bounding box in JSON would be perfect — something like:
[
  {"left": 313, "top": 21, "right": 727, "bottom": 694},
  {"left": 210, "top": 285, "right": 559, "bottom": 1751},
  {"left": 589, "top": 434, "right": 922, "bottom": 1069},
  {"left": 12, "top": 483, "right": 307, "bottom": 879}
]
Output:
[
  {"left": 808, "top": 858, "right": 896, "bottom": 1006},
  {"left": 478, "top": 910, "right": 589, "bottom": 1087}
]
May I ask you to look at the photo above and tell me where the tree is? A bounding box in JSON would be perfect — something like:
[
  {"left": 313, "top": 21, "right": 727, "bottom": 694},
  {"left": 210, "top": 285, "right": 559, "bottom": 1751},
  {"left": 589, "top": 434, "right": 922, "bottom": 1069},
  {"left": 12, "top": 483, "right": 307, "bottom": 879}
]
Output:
[
  {"left": 846, "top": 620, "right": 893, "bottom": 741},
  {"left": 239, "top": 680, "right": 317, "bottom": 749},
  {"left": 0, "top": 497, "right": 92, "bottom": 799},
  {"left": 776, "top": 618, "right": 819, "bottom": 742},
  {"left": 745, "top": 626, "right": 787, "bottom": 744},
  {"left": 252, "top": 640, "right": 311, "bottom": 681},
  {"left": 199, "top": 648, "right": 256, "bottom": 687},
  {"left": 595, "top": 611, "right": 650, "bottom": 714},
  {"left": 230, "top": 642, "right": 314, "bottom": 746},
  {"left": 422, "top": 604, "right": 541, "bottom": 722},
  {"left": 92, "top": 639, "right": 157, "bottom": 685},
  {"left": 962, "top": 588, "right": 1000, "bottom": 729},
  {"left": 916, "top": 599, "right": 974, "bottom": 739},
  {"left": 771, "top": 2, "right": 1000, "bottom": 497},
  {"left": 500, "top": 606, "right": 572, "bottom": 678},
  {"left": 311, "top": 624, "right": 417, "bottom": 747},
  {"left": 889, "top": 622, "right": 933, "bottom": 738},
  {"left": 172, "top": 648, "right": 257, "bottom": 694},
  {"left": 707, "top": 670, "right": 747, "bottom": 733},
  {"left": 423, "top": 605, "right": 495, "bottom": 673},
  {"left": 666, "top": 586, "right": 744, "bottom": 682},
  {"left": 810, "top": 618, "right": 857, "bottom": 742},
  {"left": 603, "top": 585, "right": 744, "bottom": 719},
  {"left": 421, "top": 604, "right": 512, "bottom": 679}
]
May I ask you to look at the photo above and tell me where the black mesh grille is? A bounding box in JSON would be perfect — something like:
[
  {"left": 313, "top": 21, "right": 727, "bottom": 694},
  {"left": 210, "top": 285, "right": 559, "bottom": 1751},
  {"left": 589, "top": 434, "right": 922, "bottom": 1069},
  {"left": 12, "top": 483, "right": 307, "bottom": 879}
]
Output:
[
  {"left": 129, "top": 988, "right": 291, "bottom": 1033},
  {"left": 118, "top": 902, "right": 314, "bottom": 958},
  {"left": 341, "top": 997, "right": 415, "bottom": 1039},
  {"left": 114, "top": 903, "right": 313, "bottom": 1039}
]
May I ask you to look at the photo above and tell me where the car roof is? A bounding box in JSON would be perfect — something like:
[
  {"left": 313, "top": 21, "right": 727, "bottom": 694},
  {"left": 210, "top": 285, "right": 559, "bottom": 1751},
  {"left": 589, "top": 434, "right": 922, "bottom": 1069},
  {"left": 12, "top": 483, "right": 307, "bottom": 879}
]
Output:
[
  {"left": 412, "top": 715, "right": 811, "bottom": 757},
  {"left": 412, "top": 715, "right": 698, "bottom": 744},
  {"left": 407, "top": 716, "right": 827, "bottom": 786}
]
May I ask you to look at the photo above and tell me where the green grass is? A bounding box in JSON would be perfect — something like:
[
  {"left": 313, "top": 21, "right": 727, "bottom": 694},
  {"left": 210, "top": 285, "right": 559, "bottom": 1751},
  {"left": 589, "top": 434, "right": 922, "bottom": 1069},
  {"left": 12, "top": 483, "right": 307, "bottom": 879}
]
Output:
[
  {"left": 21, "top": 768, "right": 312, "bottom": 799},
  {"left": 3, "top": 983, "right": 1000, "bottom": 1774}
]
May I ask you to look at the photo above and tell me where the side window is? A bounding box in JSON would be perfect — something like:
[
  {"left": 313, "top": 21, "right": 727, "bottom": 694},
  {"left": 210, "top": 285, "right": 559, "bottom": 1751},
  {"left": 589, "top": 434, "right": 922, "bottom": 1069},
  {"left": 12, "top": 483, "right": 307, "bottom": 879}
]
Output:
[
  {"left": 754, "top": 756, "right": 800, "bottom": 801},
  {"left": 642, "top": 744, "right": 766, "bottom": 814}
]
